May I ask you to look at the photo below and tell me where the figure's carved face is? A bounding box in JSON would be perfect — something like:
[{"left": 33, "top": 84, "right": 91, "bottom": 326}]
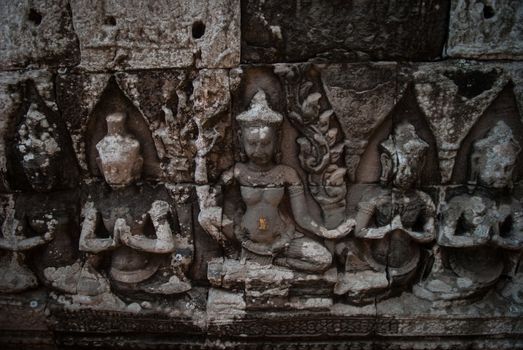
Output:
[
  {"left": 97, "top": 157, "right": 143, "bottom": 189},
  {"left": 392, "top": 152, "right": 419, "bottom": 189},
  {"left": 242, "top": 126, "right": 276, "bottom": 166},
  {"left": 380, "top": 123, "right": 427, "bottom": 190},
  {"left": 477, "top": 143, "right": 517, "bottom": 189},
  {"left": 16, "top": 104, "right": 61, "bottom": 192},
  {"left": 21, "top": 154, "right": 58, "bottom": 191}
]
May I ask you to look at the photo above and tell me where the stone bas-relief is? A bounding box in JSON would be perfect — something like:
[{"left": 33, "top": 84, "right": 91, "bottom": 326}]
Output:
[
  {"left": 0, "top": 63, "right": 522, "bottom": 349},
  {"left": 67, "top": 112, "right": 193, "bottom": 312},
  {"left": 2, "top": 0, "right": 523, "bottom": 345},
  {"left": 335, "top": 122, "right": 436, "bottom": 304},
  {"left": 198, "top": 90, "right": 354, "bottom": 310},
  {"left": 416, "top": 121, "right": 523, "bottom": 301},
  {"left": 0, "top": 195, "right": 53, "bottom": 293},
  {"left": 276, "top": 64, "right": 349, "bottom": 229}
]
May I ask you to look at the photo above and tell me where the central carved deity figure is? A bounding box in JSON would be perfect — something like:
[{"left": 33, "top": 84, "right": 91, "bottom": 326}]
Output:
[{"left": 199, "top": 90, "right": 353, "bottom": 273}]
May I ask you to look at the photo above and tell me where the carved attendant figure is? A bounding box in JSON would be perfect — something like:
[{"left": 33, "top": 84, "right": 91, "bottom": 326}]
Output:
[
  {"left": 0, "top": 196, "right": 54, "bottom": 293},
  {"left": 0, "top": 102, "right": 77, "bottom": 293},
  {"left": 335, "top": 122, "right": 436, "bottom": 303},
  {"left": 198, "top": 90, "right": 353, "bottom": 273},
  {"left": 79, "top": 112, "right": 191, "bottom": 296},
  {"left": 415, "top": 121, "right": 523, "bottom": 301}
]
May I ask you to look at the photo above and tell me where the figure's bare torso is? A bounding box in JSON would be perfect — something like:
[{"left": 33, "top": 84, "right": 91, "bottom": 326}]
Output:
[
  {"left": 234, "top": 163, "right": 298, "bottom": 244},
  {"left": 240, "top": 186, "right": 288, "bottom": 243}
]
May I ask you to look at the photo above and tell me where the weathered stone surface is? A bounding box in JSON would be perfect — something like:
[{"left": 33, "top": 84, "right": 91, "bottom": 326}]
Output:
[
  {"left": 447, "top": 0, "right": 523, "bottom": 59},
  {"left": 412, "top": 62, "right": 510, "bottom": 183},
  {"left": 70, "top": 0, "right": 240, "bottom": 71},
  {"left": 56, "top": 69, "right": 233, "bottom": 183},
  {"left": 505, "top": 62, "right": 523, "bottom": 121},
  {"left": 0, "top": 0, "right": 79, "bottom": 70},
  {"left": 2, "top": 0, "right": 523, "bottom": 344},
  {"left": 0, "top": 70, "right": 70, "bottom": 192},
  {"left": 316, "top": 63, "right": 405, "bottom": 182},
  {"left": 242, "top": 0, "right": 450, "bottom": 63},
  {"left": 376, "top": 292, "right": 523, "bottom": 336}
]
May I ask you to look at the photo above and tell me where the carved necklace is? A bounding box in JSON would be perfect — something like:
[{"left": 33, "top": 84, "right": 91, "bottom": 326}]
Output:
[{"left": 245, "top": 163, "right": 275, "bottom": 177}]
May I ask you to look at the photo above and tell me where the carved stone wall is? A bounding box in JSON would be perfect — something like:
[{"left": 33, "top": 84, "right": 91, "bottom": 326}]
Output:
[{"left": 0, "top": 1, "right": 522, "bottom": 349}]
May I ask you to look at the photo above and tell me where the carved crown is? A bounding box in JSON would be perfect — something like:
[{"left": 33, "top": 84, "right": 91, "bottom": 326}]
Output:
[
  {"left": 473, "top": 121, "right": 521, "bottom": 160},
  {"left": 236, "top": 90, "right": 283, "bottom": 127},
  {"left": 380, "top": 122, "right": 429, "bottom": 161}
]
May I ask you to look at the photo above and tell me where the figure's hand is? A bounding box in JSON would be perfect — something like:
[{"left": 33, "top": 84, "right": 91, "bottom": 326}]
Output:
[
  {"left": 359, "top": 227, "right": 388, "bottom": 239},
  {"left": 391, "top": 215, "right": 403, "bottom": 231},
  {"left": 150, "top": 200, "right": 170, "bottom": 222},
  {"left": 83, "top": 203, "right": 98, "bottom": 222},
  {"left": 490, "top": 234, "right": 504, "bottom": 246},
  {"left": 491, "top": 233, "right": 523, "bottom": 249},
  {"left": 322, "top": 218, "right": 356, "bottom": 239},
  {"left": 114, "top": 218, "right": 130, "bottom": 245},
  {"left": 242, "top": 240, "right": 272, "bottom": 256},
  {"left": 270, "top": 234, "right": 292, "bottom": 253},
  {"left": 473, "top": 223, "right": 491, "bottom": 244},
  {"left": 44, "top": 230, "right": 54, "bottom": 242}
]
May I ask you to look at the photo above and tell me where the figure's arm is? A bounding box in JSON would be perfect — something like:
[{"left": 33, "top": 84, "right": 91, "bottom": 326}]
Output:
[
  {"left": 437, "top": 198, "right": 490, "bottom": 247},
  {"left": 0, "top": 215, "right": 52, "bottom": 251},
  {"left": 288, "top": 184, "right": 351, "bottom": 239},
  {"left": 196, "top": 166, "right": 235, "bottom": 247},
  {"left": 402, "top": 217, "right": 436, "bottom": 243},
  {"left": 491, "top": 233, "right": 523, "bottom": 250},
  {"left": 121, "top": 201, "right": 176, "bottom": 254},
  {"left": 10, "top": 235, "right": 49, "bottom": 251},
  {"left": 402, "top": 192, "right": 436, "bottom": 243},
  {"left": 354, "top": 199, "right": 392, "bottom": 240},
  {"left": 270, "top": 229, "right": 293, "bottom": 253},
  {"left": 79, "top": 202, "right": 118, "bottom": 253},
  {"left": 491, "top": 211, "right": 523, "bottom": 250},
  {"left": 285, "top": 166, "right": 352, "bottom": 239},
  {"left": 0, "top": 238, "right": 14, "bottom": 250}
]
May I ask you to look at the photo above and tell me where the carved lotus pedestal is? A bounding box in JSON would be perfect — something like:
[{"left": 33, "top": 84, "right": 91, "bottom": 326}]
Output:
[{"left": 207, "top": 258, "right": 337, "bottom": 311}]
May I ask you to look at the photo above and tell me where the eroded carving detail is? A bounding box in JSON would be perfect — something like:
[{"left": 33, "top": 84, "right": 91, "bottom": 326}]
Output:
[
  {"left": 0, "top": 195, "right": 52, "bottom": 293},
  {"left": 49, "top": 112, "right": 193, "bottom": 312},
  {"left": 335, "top": 122, "right": 436, "bottom": 304},
  {"left": 276, "top": 65, "right": 347, "bottom": 229},
  {"left": 415, "top": 121, "right": 523, "bottom": 301},
  {"left": 414, "top": 66, "right": 508, "bottom": 183}
]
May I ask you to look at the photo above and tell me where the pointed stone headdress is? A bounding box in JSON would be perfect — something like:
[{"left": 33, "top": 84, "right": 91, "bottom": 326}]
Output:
[
  {"left": 378, "top": 122, "right": 429, "bottom": 184},
  {"left": 380, "top": 122, "right": 429, "bottom": 161},
  {"left": 473, "top": 121, "right": 520, "bottom": 157},
  {"left": 468, "top": 120, "right": 521, "bottom": 190},
  {"left": 236, "top": 90, "right": 283, "bottom": 127}
]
